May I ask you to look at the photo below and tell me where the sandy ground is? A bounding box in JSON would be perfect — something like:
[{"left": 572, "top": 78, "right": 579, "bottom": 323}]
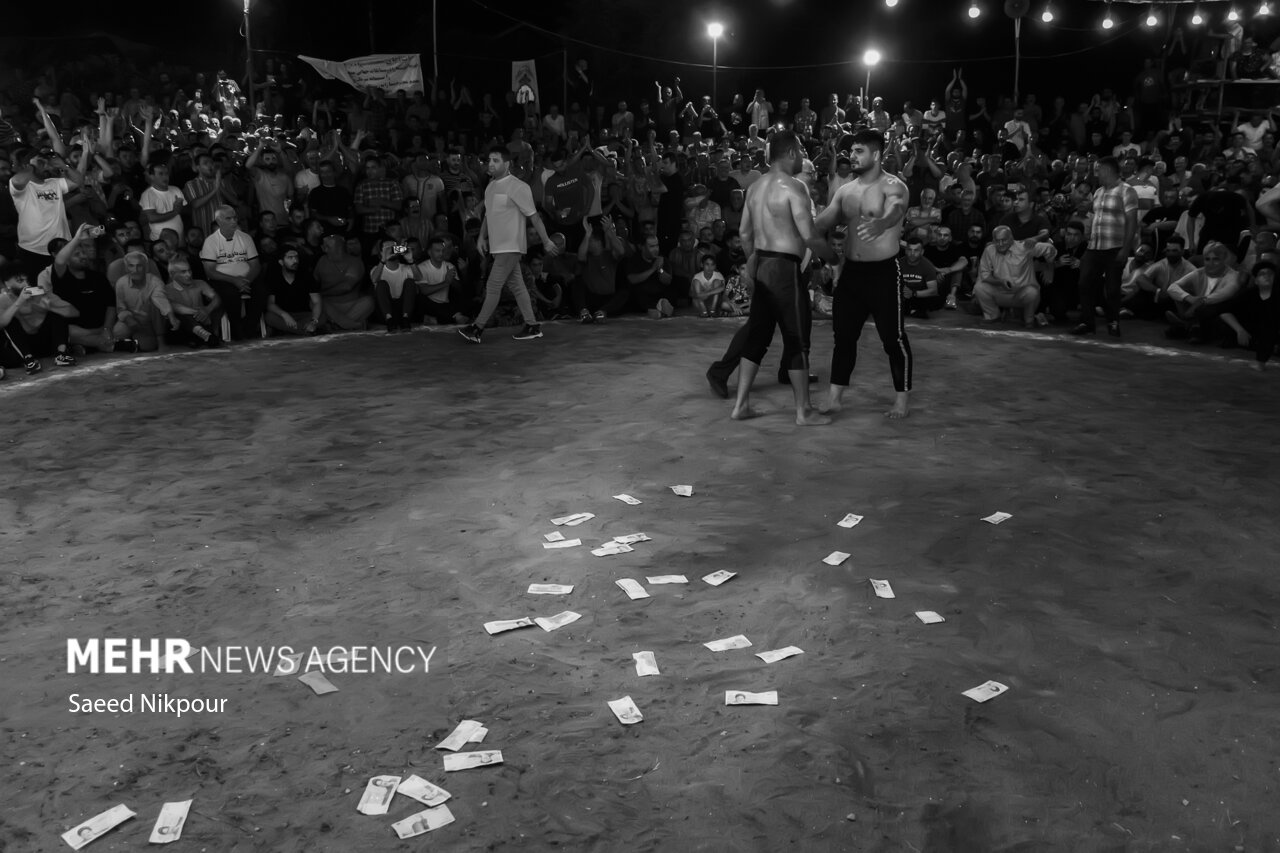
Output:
[{"left": 2, "top": 315, "right": 1279, "bottom": 853}]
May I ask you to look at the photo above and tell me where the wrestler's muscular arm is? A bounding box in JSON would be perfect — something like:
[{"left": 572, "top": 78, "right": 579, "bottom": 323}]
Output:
[
  {"left": 856, "top": 175, "right": 908, "bottom": 241},
  {"left": 738, "top": 182, "right": 758, "bottom": 259}
]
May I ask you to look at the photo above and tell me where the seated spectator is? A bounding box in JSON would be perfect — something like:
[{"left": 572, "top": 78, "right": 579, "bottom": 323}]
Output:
[
  {"left": 999, "top": 188, "right": 1051, "bottom": 242},
  {"left": 114, "top": 251, "right": 180, "bottom": 352},
  {"left": 370, "top": 239, "right": 418, "bottom": 333},
  {"left": 925, "top": 226, "right": 968, "bottom": 309},
  {"left": 163, "top": 256, "right": 222, "bottom": 347},
  {"left": 906, "top": 188, "right": 943, "bottom": 233},
  {"left": 1118, "top": 244, "right": 1158, "bottom": 318},
  {"left": 899, "top": 236, "right": 942, "bottom": 318},
  {"left": 314, "top": 232, "right": 373, "bottom": 331},
  {"left": 1164, "top": 241, "right": 1242, "bottom": 343},
  {"left": 0, "top": 261, "right": 78, "bottom": 376},
  {"left": 200, "top": 205, "right": 264, "bottom": 339},
  {"left": 51, "top": 224, "right": 138, "bottom": 354},
  {"left": 685, "top": 184, "right": 721, "bottom": 235},
  {"left": 1042, "top": 220, "right": 1088, "bottom": 325},
  {"left": 1228, "top": 260, "right": 1280, "bottom": 368},
  {"left": 1127, "top": 234, "right": 1196, "bottom": 319},
  {"left": 666, "top": 230, "right": 701, "bottom": 302},
  {"left": 412, "top": 236, "right": 468, "bottom": 326},
  {"left": 975, "top": 226, "right": 1057, "bottom": 328},
  {"left": 263, "top": 247, "right": 322, "bottom": 336},
  {"left": 526, "top": 256, "right": 565, "bottom": 320},
  {"left": 573, "top": 216, "right": 628, "bottom": 321},
  {"left": 625, "top": 235, "right": 675, "bottom": 317},
  {"left": 690, "top": 254, "right": 725, "bottom": 316}
]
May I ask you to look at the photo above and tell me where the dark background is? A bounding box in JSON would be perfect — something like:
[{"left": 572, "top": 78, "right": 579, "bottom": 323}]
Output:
[{"left": 10, "top": 0, "right": 1280, "bottom": 108}]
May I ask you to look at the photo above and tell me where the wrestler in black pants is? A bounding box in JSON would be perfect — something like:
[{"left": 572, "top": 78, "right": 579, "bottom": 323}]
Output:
[
  {"left": 830, "top": 257, "right": 913, "bottom": 393},
  {"left": 707, "top": 275, "right": 812, "bottom": 388},
  {"left": 737, "top": 250, "right": 810, "bottom": 371}
]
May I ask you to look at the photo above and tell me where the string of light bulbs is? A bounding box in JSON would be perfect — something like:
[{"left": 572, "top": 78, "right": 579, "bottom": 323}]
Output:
[{"left": 879, "top": 0, "right": 1274, "bottom": 27}]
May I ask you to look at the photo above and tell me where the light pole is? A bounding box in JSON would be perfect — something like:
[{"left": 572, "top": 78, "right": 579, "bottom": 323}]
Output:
[
  {"left": 242, "top": 0, "right": 255, "bottom": 118},
  {"left": 707, "top": 22, "right": 724, "bottom": 109},
  {"left": 862, "top": 49, "right": 881, "bottom": 106}
]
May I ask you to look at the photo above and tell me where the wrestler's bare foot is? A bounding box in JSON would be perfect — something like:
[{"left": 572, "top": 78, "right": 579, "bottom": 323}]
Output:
[
  {"left": 885, "top": 399, "right": 910, "bottom": 419},
  {"left": 796, "top": 409, "right": 832, "bottom": 426},
  {"left": 819, "top": 394, "right": 843, "bottom": 414},
  {"left": 731, "top": 404, "right": 765, "bottom": 420}
]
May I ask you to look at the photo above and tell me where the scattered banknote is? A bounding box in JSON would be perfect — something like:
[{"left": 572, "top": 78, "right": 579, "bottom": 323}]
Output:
[
  {"left": 148, "top": 799, "right": 191, "bottom": 844},
  {"left": 646, "top": 575, "right": 688, "bottom": 584},
  {"left": 981, "top": 512, "right": 1012, "bottom": 525},
  {"left": 391, "top": 805, "right": 456, "bottom": 838},
  {"left": 61, "top": 804, "right": 136, "bottom": 850},
  {"left": 543, "top": 538, "right": 582, "bottom": 550},
  {"left": 613, "top": 494, "right": 643, "bottom": 505},
  {"left": 670, "top": 485, "right": 694, "bottom": 496},
  {"left": 535, "top": 611, "right": 582, "bottom": 632},
  {"left": 915, "top": 611, "right": 946, "bottom": 624},
  {"left": 443, "top": 751, "right": 504, "bottom": 771},
  {"left": 615, "top": 579, "right": 650, "bottom": 600},
  {"left": 436, "top": 720, "right": 484, "bottom": 752},
  {"left": 870, "top": 579, "right": 895, "bottom": 599},
  {"left": 725, "top": 690, "right": 778, "bottom": 705},
  {"left": 837, "top": 513, "right": 864, "bottom": 528},
  {"left": 484, "top": 617, "right": 535, "bottom": 635},
  {"left": 704, "top": 634, "right": 752, "bottom": 652},
  {"left": 469, "top": 726, "right": 488, "bottom": 744},
  {"left": 591, "top": 542, "right": 633, "bottom": 557},
  {"left": 633, "top": 651, "right": 660, "bottom": 676},
  {"left": 823, "top": 551, "right": 851, "bottom": 566},
  {"left": 755, "top": 646, "right": 804, "bottom": 664},
  {"left": 544, "top": 531, "right": 565, "bottom": 542},
  {"left": 551, "top": 513, "right": 595, "bottom": 526},
  {"left": 528, "top": 583, "right": 574, "bottom": 595},
  {"left": 356, "top": 775, "right": 401, "bottom": 815},
  {"left": 702, "top": 570, "right": 736, "bottom": 586},
  {"left": 612, "top": 533, "right": 651, "bottom": 545},
  {"left": 396, "top": 775, "right": 451, "bottom": 807},
  {"left": 607, "top": 696, "right": 644, "bottom": 725},
  {"left": 298, "top": 671, "right": 338, "bottom": 695},
  {"left": 962, "top": 680, "right": 1009, "bottom": 703},
  {"left": 272, "top": 652, "right": 302, "bottom": 676}
]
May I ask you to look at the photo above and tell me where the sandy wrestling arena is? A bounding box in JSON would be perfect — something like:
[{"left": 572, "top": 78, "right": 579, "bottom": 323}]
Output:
[{"left": 2, "top": 316, "right": 1279, "bottom": 852}]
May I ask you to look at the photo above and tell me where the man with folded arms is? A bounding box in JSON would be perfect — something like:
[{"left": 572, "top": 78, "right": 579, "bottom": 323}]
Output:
[{"left": 974, "top": 226, "right": 1057, "bottom": 328}]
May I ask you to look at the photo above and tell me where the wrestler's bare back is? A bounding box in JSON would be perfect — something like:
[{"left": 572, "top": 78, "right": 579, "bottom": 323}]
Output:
[{"left": 741, "top": 172, "right": 812, "bottom": 257}]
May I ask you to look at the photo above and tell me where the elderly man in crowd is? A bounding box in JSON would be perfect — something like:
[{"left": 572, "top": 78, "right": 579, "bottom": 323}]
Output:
[
  {"left": 114, "top": 250, "right": 180, "bottom": 352},
  {"left": 200, "top": 205, "right": 263, "bottom": 339},
  {"left": 975, "top": 226, "right": 1058, "bottom": 328},
  {"left": 1163, "top": 241, "right": 1241, "bottom": 344}
]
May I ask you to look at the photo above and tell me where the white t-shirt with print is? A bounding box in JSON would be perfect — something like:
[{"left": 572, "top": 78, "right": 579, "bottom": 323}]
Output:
[
  {"left": 200, "top": 229, "right": 259, "bottom": 278},
  {"left": 141, "top": 185, "right": 185, "bottom": 240},
  {"left": 10, "top": 176, "right": 71, "bottom": 254}
]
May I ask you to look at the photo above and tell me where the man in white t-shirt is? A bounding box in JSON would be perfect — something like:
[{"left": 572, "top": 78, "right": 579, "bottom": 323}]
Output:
[
  {"left": 414, "top": 235, "right": 468, "bottom": 325},
  {"left": 1236, "top": 114, "right": 1273, "bottom": 151},
  {"left": 140, "top": 162, "right": 186, "bottom": 240},
  {"left": 1002, "top": 109, "right": 1032, "bottom": 157},
  {"left": 458, "top": 146, "right": 559, "bottom": 343},
  {"left": 200, "top": 205, "right": 263, "bottom": 339},
  {"left": 8, "top": 148, "right": 82, "bottom": 269}
]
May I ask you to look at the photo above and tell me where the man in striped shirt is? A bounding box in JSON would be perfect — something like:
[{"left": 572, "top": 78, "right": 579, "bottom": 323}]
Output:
[{"left": 1072, "top": 156, "right": 1138, "bottom": 337}]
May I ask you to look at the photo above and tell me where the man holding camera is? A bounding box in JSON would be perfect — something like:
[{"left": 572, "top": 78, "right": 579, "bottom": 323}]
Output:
[
  {"left": 9, "top": 148, "right": 83, "bottom": 273},
  {"left": 0, "top": 262, "right": 79, "bottom": 376}
]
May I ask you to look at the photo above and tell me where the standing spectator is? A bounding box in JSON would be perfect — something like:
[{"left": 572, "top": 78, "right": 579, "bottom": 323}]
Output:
[
  {"left": 139, "top": 162, "right": 185, "bottom": 241},
  {"left": 1072, "top": 156, "right": 1137, "bottom": 336},
  {"left": 655, "top": 152, "right": 686, "bottom": 254},
  {"left": 306, "top": 161, "right": 355, "bottom": 233},
  {"left": 200, "top": 205, "right": 263, "bottom": 339},
  {"left": 247, "top": 138, "right": 293, "bottom": 221},
  {"left": 655, "top": 78, "right": 683, "bottom": 137},
  {"left": 183, "top": 153, "right": 230, "bottom": 240},
  {"left": 748, "top": 90, "right": 773, "bottom": 131},
  {"left": 353, "top": 154, "right": 403, "bottom": 245},
  {"left": 457, "top": 146, "right": 559, "bottom": 343},
  {"left": 9, "top": 149, "right": 81, "bottom": 271}
]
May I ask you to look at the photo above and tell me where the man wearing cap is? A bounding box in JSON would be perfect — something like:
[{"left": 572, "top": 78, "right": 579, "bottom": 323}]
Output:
[{"left": 9, "top": 147, "right": 83, "bottom": 272}]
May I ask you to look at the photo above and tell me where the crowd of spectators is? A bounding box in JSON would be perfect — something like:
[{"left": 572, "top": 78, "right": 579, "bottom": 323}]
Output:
[{"left": 3, "top": 37, "right": 1280, "bottom": 381}]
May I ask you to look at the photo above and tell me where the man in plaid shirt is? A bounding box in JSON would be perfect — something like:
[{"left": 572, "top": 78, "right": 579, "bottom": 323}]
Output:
[
  {"left": 354, "top": 154, "right": 403, "bottom": 243},
  {"left": 1072, "top": 156, "right": 1138, "bottom": 337}
]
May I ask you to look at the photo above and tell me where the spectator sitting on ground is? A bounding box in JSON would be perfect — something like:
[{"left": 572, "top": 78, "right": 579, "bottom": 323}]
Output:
[
  {"left": 163, "top": 255, "right": 222, "bottom": 347},
  {"left": 1126, "top": 233, "right": 1196, "bottom": 319},
  {"left": 1164, "top": 241, "right": 1242, "bottom": 343},
  {"left": 370, "top": 239, "right": 418, "bottom": 333},
  {"left": 114, "top": 250, "right": 180, "bottom": 352},
  {"left": 1228, "top": 259, "right": 1280, "bottom": 369},
  {"left": 413, "top": 236, "right": 467, "bottom": 326},
  {"left": 900, "top": 236, "right": 943, "bottom": 319},
  {"left": 314, "top": 231, "right": 373, "bottom": 331},
  {"left": 690, "top": 254, "right": 725, "bottom": 317},
  {"left": 526, "top": 255, "right": 565, "bottom": 320},
  {"left": 264, "top": 246, "right": 322, "bottom": 336},
  {"left": 925, "top": 225, "right": 968, "bottom": 310},
  {"left": 574, "top": 215, "right": 628, "bottom": 322},
  {"left": 975, "top": 226, "right": 1057, "bottom": 328},
  {"left": 0, "top": 261, "right": 78, "bottom": 376},
  {"left": 626, "top": 234, "right": 675, "bottom": 317},
  {"left": 51, "top": 224, "right": 137, "bottom": 354}
]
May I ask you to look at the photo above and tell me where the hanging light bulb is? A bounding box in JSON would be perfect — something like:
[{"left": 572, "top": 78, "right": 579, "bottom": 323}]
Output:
[
  {"left": 885, "top": 0, "right": 899, "bottom": 7},
  {"left": 1227, "top": 7, "right": 1240, "bottom": 20},
  {"left": 1146, "top": 9, "right": 1159, "bottom": 26},
  {"left": 968, "top": 2, "right": 981, "bottom": 19},
  {"left": 1260, "top": 1, "right": 1272, "bottom": 14},
  {"left": 1103, "top": 13, "right": 1115, "bottom": 28},
  {"left": 1191, "top": 6, "right": 1204, "bottom": 24},
  {"left": 1041, "top": 6, "right": 1054, "bottom": 22}
]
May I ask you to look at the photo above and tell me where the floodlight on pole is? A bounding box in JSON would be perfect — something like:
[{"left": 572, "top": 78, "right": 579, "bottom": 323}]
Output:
[
  {"left": 1259, "top": 1, "right": 1271, "bottom": 15},
  {"left": 863, "top": 49, "right": 881, "bottom": 103},
  {"left": 1190, "top": 5, "right": 1204, "bottom": 24},
  {"left": 1227, "top": 7, "right": 1239, "bottom": 21},
  {"left": 1040, "top": 6, "right": 1054, "bottom": 23},
  {"left": 707, "top": 22, "right": 724, "bottom": 108},
  {"left": 885, "top": 0, "right": 899, "bottom": 7},
  {"left": 968, "top": 3, "right": 981, "bottom": 19},
  {"left": 1145, "top": 10, "right": 1158, "bottom": 26}
]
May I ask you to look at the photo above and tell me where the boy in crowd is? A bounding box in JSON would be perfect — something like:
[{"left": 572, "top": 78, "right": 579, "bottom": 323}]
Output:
[{"left": 690, "top": 254, "right": 725, "bottom": 316}]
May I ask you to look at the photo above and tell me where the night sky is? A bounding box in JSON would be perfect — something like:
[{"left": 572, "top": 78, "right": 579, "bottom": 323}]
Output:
[{"left": 14, "top": 0, "right": 1280, "bottom": 108}]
